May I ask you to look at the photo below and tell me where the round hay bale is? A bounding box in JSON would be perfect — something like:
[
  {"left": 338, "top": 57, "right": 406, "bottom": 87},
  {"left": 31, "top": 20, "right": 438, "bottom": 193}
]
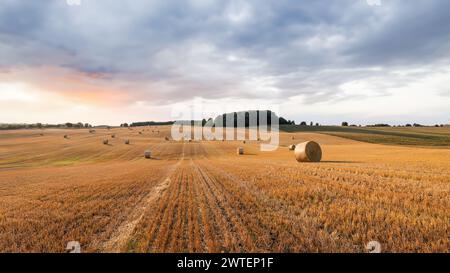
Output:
[
  {"left": 291, "top": 136, "right": 295, "bottom": 140},
  {"left": 111, "top": 134, "right": 116, "bottom": 138},
  {"left": 243, "top": 140, "right": 246, "bottom": 144},
  {"left": 165, "top": 136, "right": 170, "bottom": 141},
  {"left": 294, "top": 141, "right": 322, "bottom": 162},
  {"left": 103, "top": 139, "right": 109, "bottom": 145},
  {"left": 237, "top": 147, "right": 244, "bottom": 155},
  {"left": 124, "top": 139, "right": 130, "bottom": 145},
  {"left": 288, "top": 144, "right": 296, "bottom": 151},
  {"left": 64, "top": 135, "right": 68, "bottom": 139},
  {"left": 144, "top": 150, "right": 151, "bottom": 159},
  {"left": 138, "top": 132, "right": 142, "bottom": 135}
]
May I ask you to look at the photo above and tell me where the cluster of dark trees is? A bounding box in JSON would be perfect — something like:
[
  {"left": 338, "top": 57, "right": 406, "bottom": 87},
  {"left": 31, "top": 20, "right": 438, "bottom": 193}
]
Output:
[
  {"left": 212, "top": 110, "right": 294, "bottom": 127},
  {"left": 64, "top": 122, "right": 93, "bottom": 128},
  {"left": 129, "top": 121, "right": 175, "bottom": 127},
  {"left": 129, "top": 111, "right": 294, "bottom": 128},
  {"left": 0, "top": 122, "right": 92, "bottom": 130},
  {"left": 298, "top": 121, "right": 320, "bottom": 126}
]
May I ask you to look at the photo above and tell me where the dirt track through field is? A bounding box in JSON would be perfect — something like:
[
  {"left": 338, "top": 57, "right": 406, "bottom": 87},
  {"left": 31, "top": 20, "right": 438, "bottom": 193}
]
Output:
[{"left": 99, "top": 143, "right": 186, "bottom": 252}]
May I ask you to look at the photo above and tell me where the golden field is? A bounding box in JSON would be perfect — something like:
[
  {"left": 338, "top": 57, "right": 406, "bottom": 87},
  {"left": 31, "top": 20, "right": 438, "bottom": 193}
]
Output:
[{"left": 0, "top": 126, "right": 448, "bottom": 253}]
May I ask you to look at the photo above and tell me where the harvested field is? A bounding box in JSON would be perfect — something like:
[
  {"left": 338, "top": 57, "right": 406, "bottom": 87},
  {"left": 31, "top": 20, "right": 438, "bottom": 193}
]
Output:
[{"left": 0, "top": 126, "right": 449, "bottom": 253}]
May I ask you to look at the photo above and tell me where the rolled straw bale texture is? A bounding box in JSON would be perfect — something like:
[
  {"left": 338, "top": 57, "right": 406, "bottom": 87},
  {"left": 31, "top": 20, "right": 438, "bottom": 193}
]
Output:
[
  {"left": 289, "top": 144, "right": 296, "bottom": 151},
  {"left": 294, "top": 141, "right": 322, "bottom": 162},
  {"left": 144, "top": 150, "right": 151, "bottom": 159},
  {"left": 237, "top": 147, "right": 244, "bottom": 155}
]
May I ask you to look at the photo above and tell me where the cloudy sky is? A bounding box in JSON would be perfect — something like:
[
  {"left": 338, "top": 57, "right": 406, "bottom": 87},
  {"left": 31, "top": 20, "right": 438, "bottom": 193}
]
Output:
[{"left": 1, "top": 0, "right": 450, "bottom": 125}]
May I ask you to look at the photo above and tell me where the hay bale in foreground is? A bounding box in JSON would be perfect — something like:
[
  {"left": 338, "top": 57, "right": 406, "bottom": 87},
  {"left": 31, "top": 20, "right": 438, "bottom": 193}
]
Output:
[
  {"left": 103, "top": 139, "right": 109, "bottom": 145},
  {"left": 294, "top": 141, "right": 322, "bottom": 162},
  {"left": 289, "top": 144, "right": 296, "bottom": 151},
  {"left": 237, "top": 147, "right": 244, "bottom": 155},
  {"left": 144, "top": 150, "right": 151, "bottom": 159},
  {"left": 124, "top": 139, "right": 130, "bottom": 145}
]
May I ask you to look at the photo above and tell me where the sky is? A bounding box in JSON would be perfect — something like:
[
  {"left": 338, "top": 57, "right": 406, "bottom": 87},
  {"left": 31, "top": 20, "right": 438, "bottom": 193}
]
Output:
[{"left": 1, "top": 0, "right": 450, "bottom": 125}]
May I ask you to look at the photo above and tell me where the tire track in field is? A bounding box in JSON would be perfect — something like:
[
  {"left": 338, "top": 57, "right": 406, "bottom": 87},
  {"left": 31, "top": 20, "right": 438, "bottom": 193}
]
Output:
[
  {"left": 191, "top": 160, "right": 252, "bottom": 252},
  {"left": 99, "top": 143, "right": 186, "bottom": 253}
]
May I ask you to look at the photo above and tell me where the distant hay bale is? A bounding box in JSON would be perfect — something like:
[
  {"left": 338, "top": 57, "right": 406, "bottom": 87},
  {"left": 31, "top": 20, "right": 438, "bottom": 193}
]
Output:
[
  {"left": 111, "top": 134, "right": 116, "bottom": 138},
  {"left": 294, "top": 141, "right": 322, "bottom": 162},
  {"left": 89, "top": 129, "right": 96, "bottom": 134},
  {"left": 144, "top": 150, "right": 151, "bottom": 159},
  {"left": 243, "top": 140, "right": 246, "bottom": 144},
  {"left": 291, "top": 136, "right": 295, "bottom": 140},
  {"left": 237, "top": 147, "right": 244, "bottom": 155},
  {"left": 40, "top": 133, "right": 44, "bottom": 136},
  {"left": 165, "top": 136, "right": 169, "bottom": 141},
  {"left": 188, "top": 139, "right": 192, "bottom": 143},
  {"left": 139, "top": 132, "right": 142, "bottom": 135},
  {"left": 124, "top": 139, "right": 130, "bottom": 145},
  {"left": 103, "top": 139, "right": 109, "bottom": 145},
  {"left": 289, "top": 144, "right": 296, "bottom": 151},
  {"left": 64, "top": 134, "right": 68, "bottom": 139}
]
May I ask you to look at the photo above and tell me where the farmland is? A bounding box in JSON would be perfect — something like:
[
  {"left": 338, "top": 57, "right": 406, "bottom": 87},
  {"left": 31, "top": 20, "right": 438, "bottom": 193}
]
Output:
[
  {"left": 0, "top": 126, "right": 449, "bottom": 253},
  {"left": 281, "top": 125, "right": 450, "bottom": 147}
]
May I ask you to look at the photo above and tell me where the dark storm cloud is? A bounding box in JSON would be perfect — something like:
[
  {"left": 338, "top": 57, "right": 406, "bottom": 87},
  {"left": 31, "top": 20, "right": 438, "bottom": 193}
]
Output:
[{"left": 1, "top": 0, "right": 450, "bottom": 104}]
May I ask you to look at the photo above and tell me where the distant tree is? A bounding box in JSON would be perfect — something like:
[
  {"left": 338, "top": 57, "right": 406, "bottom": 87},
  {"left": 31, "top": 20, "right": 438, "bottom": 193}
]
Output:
[
  {"left": 202, "top": 119, "right": 207, "bottom": 127},
  {"left": 310, "top": 122, "right": 313, "bottom": 126},
  {"left": 300, "top": 121, "right": 307, "bottom": 126},
  {"left": 66, "top": 122, "right": 73, "bottom": 128},
  {"left": 315, "top": 123, "right": 319, "bottom": 126},
  {"left": 84, "top": 123, "right": 90, "bottom": 128},
  {"left": 36, "top": 123, "right": 42, "bottom": 129},
  {"left": 341, "top": 122, "right": 349, "bottom": 126},
  {"left": 413, "top": 123, "right": 422, "bottom": 127},
  {"left": 405, "top": 124, "right": 412, "bottom": 127}
]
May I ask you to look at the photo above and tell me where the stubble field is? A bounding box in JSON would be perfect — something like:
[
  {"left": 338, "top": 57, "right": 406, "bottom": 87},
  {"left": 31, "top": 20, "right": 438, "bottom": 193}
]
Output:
[{"left": 0, "top": 126, "right": 448, "bottom": 253}]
